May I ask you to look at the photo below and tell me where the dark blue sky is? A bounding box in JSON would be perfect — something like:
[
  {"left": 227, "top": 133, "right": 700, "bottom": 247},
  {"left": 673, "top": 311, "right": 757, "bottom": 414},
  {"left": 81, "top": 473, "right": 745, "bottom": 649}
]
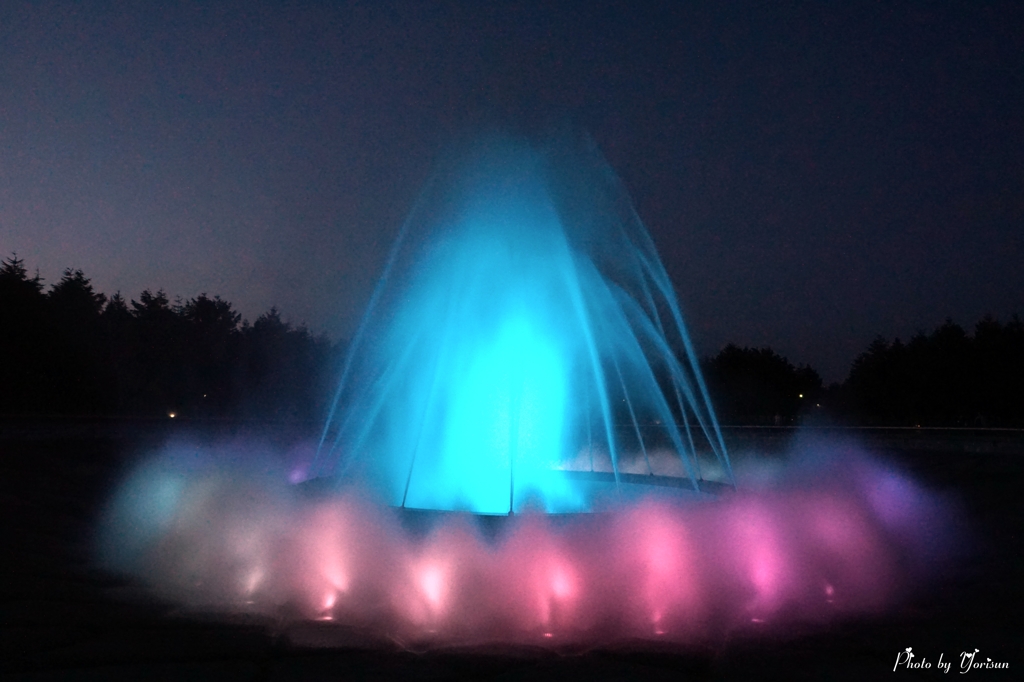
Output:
[{"left": 2, "top": 1, "right": 1021, "bottom": 381}]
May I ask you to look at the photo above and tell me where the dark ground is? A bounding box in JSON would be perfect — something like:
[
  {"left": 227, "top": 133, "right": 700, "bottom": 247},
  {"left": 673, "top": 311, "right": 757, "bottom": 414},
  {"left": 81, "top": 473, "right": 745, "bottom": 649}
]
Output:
[{"left": 2, "top": 422, "right": 1021, "bottom": 681}]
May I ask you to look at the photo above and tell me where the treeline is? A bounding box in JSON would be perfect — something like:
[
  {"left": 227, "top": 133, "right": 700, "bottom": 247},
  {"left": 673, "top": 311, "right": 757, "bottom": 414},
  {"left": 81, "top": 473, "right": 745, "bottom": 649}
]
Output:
[
  {"left": 1, "top": 255, "right": 335, "bottom": 420},
  {"left": 702, "top": 316, "right": 1024, "bottom": 427},
  {"left": 701, "top": 345, "right": 824, "bottom": 426},
  {"left": 3, "top": 254, "right": 1022, "bottom": 427},
  {"left": 841, "top": 318, "right": 1024, "bottom": 427}
]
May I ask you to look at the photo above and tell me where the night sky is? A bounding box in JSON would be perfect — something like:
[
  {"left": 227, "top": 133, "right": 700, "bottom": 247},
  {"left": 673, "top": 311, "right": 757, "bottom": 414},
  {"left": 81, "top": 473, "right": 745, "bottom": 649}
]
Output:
[{"left": 2, "top": 2, "right": 1021, "bottom": 382}]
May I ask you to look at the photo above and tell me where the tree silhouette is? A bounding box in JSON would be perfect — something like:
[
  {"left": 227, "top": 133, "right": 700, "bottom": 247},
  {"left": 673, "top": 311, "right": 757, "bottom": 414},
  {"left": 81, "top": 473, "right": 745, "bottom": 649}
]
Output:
[
  {"left": 49, "top": 269, "right": 106, "bottom": 316},
  {"left": 122, "top": 290, "right": 186, "bottom": 415},
  {"left": 181, "top": 294, "right": 242, "bottom": 416},
  {"left": 702, "top": 345, "right": 822, "bottom": 425},
  {"left": 46, "top": 269, "right": 112, "bottom": 413},
  {"left": 1, "top": 256, "right": 341, "bottom": 420},
  {"left": 973, "top": 315, "right": 1024, "bottom": 425},
  {"left": 1, "top": 255, "right": 50, "bottom": 413},
  {"left": 844, "top": 316, "right": 1024, "bottom": 426},
  {"left": 237, "top": 308, "right": 332, "bottom": 421}
]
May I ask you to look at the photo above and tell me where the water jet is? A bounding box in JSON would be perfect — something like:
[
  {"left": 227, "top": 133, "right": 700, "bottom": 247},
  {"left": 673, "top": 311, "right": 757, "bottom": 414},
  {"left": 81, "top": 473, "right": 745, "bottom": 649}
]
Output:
[
  {"left": 98, "top": 134, "right": 954, "bottom": 645},
  {"left": 314, "top": 133, "right": 732, "bottom": 513}
]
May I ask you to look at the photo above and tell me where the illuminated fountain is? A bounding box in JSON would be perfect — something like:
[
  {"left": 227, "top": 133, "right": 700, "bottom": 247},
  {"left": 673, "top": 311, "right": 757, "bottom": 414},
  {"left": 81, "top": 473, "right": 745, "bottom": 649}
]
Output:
[
  {"left": 313, "top": 133, "right": 731, "bottom": 513},
  {"left": 99, "top": 133, "right": 953, "bottom": 646}
]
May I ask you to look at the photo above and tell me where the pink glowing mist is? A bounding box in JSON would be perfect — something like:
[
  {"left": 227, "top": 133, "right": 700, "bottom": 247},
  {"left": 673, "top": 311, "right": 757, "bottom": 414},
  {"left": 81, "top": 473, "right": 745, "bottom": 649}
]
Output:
[{"left": 97, "top": 438, "right": 955, "bottom": 647}]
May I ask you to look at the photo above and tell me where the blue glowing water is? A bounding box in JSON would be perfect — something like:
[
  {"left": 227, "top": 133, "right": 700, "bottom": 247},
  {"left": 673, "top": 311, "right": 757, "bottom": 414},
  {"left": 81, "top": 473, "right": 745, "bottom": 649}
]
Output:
[{"left": 315, "top": 134, "right": 731, "bottom": 513}]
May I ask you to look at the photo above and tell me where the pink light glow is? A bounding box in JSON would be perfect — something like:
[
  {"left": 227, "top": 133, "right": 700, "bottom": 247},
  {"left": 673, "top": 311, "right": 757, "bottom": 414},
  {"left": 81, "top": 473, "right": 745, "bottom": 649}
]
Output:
[
  {"left": 101, "top": 447, "right": 955, "bottom": 647},
  {"left": 613, "top": 500, "right": 701, "bottom": 633},
  {"left": 720, "top": 501, "right": 791, "bottom": 617},
  {"left": 406, "top": 558, "right": 450, "bottom": 626}
]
